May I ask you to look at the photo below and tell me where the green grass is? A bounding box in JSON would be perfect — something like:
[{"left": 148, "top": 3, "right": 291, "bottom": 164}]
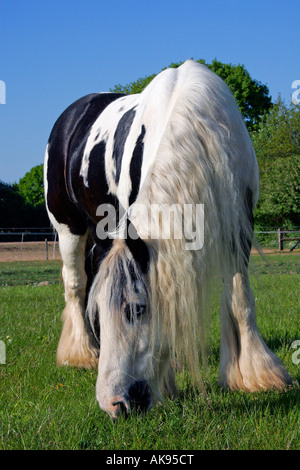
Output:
[
  {"left": 0, "top": 255, "right": 299, "bottom": 450},
  {"left": 0, "top": 260, "right": 62, "bottom": 286}
]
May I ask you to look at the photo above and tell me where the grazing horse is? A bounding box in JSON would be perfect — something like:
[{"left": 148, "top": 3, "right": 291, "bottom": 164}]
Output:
[{"left": 44, "top": 60, "right": 291, "bottom": 419}]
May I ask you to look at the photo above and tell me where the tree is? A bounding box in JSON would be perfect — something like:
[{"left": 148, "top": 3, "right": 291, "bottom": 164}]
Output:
[
  {"left": 0, "top": 181, "right": 26, "bottom": 226},
  {"left": 251, "top": 99, "right": 300, "bottom": 228},
  {"left": 0, "top": 179, "right": 49, "bottom": 228},
  {"left": 251, "top": 97, "right": 300, "bottom": 159},
  {"left": 254, "top": 154, "right": 300, "bottom": 228},
  {"left": 110, "top": 58, "right": 272, "bottom": 131},
  {"left": 18, "top": 164, "right": 45, "bottom": 207},
  {"left": 112, "top": 73, "right": 157, "bottom": 95}
]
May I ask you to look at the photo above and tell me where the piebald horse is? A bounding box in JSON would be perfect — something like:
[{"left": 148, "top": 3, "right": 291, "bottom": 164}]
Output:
[{"left": 44, "top": 60, "right": 291, "bottom": 419}]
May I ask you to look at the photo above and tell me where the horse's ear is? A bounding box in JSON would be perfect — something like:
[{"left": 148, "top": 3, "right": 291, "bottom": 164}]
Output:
[{"left": 125, "top": 218, "right": 150, "bottom": 274}]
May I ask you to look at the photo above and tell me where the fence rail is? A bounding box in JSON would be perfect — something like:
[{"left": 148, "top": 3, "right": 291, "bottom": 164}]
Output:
[
  {"left": 0, "top": 227, "right": 299, "bottom": 261},
  {"left": 276, "top": 228, "right": 300, "bottom": 251},
  {"left": 1, "top": 232, "right": 55, "bottom": 237},
  {"left": 0, "top": 229, "right": 58, "bottom": 260}
]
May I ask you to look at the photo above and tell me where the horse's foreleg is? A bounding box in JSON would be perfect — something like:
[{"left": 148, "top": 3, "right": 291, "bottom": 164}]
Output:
[
  {"left": 56, "top": 229, "right": 98, "bottom": 368},
  {"left": 220, "top": 271, "right": 292, "bottom": 391}
]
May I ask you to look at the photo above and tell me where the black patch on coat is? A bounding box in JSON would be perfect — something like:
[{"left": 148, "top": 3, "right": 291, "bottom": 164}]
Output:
[
  {"left": 129, "top": 125, "right": 146, "bottom": 206},
  {"left": 229, "top": 187, "right": 254, "bottom": 265},
  {"left": 86, "top": 139, "right": 108, "bottom": 201},
  {"left": 46, "top": 93, "right": 125, "bottom": 235},
  {"left": 125, "top": 218, "right": 150, "bottom": 274},
  {"left": 112, "top": 107, "right": 136, "bottom": 184},
  {"left": 240, "top": 186, "right": 254, "bottom": 263}
]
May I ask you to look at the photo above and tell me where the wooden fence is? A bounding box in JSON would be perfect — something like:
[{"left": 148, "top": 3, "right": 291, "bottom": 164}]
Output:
[
  {"left": 277, "top": 228, "right": 300, "bottom": 251},
  {"left": 0, "top": 228, "right": 299, "bottom": 262}
]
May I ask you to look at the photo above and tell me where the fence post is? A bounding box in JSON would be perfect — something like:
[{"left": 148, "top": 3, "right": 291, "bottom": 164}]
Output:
[
  {"left": 20, "top": 233, "right": 24, "bottom": 260},
  {"left": 45, "top": 238, "right": 48, "bottom": 260},
  {"left": 278, "top": 227, "right": 283, "bottom": 251},
  {"left": 52, "top": 231, "right": 57, "bottom": 259}
]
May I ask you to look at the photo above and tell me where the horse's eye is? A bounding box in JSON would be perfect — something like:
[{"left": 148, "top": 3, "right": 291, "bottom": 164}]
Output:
[
  {"left": 125, "top": 304, "right": 146, "bottom": 323},
  {"left": 136, "top": 304, "right": 147, "bottom": 316}
]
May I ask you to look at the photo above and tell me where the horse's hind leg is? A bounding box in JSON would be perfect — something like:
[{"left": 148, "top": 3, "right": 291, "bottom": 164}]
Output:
[
  {"left": 56, "top": 228, "right": 98, "bottom": 368},
  {"left": 220, "top": 237, "right": 292, "bottom": 391}
]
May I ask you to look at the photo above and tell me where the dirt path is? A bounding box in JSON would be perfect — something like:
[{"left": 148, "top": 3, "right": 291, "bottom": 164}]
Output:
[
  {"left": 0, "top": 241, "right": 298, "bottom": 262},
  {"left": 0, "top": 242, "right": 61, "bottom": 262}
]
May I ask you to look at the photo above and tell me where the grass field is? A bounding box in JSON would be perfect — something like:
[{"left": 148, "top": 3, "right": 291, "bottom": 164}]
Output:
[{"left": 0, "top": 254, "right": 299, "bottom": 450}]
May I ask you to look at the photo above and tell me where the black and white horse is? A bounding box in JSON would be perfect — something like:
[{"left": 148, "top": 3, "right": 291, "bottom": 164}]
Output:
[{"left": 44, "top": 60, "right": 291, "bottom": 419}]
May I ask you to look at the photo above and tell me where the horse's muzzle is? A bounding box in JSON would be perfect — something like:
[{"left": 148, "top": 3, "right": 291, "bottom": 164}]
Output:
[{"left": 108, "top": 380, "right": 152, "bottom": 419}]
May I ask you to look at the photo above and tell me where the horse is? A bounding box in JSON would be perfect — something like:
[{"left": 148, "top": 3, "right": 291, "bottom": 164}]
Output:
[{"left": 44, "top": 60, "right": 292, "bottom": 419}]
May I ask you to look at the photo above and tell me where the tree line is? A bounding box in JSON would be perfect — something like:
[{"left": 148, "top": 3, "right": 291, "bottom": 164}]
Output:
[
  {"left": 1, "top": 59, "right": 299, "bottom": 230},
  {"left": 0, "top": 169, "right": 49, "bottom": 227}
]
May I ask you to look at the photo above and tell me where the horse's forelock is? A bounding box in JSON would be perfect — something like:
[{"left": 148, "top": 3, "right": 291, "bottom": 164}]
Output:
[{"left": 87, "top": 239, "right": 150, "bottom": 339}]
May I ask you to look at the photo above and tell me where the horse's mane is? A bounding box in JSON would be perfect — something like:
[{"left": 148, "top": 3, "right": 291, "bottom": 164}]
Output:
[
  {"left": 130, "top": 62, "right": 256, "bottom": 387},
  {"left": 87, "top": 61, "right": 256, "bottom": 391}
]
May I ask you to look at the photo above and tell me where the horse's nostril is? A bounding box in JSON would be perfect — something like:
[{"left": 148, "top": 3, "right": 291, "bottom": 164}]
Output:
[
  {"left": 127, "top": 380, "right": 152, "bottom": 413},
  {"left": 109, "top": 397, "right": 129, "bottom": 419},
  {"left": 113, "top": 400, "right": 128, "bottom": 415},
  {"left": 107, "top": 382, "right": 152, "bottom": 418}
]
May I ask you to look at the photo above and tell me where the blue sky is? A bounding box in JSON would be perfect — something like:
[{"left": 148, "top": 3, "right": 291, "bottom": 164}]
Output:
[{"left": 0, "top": 0, "right": 299, "bottom": 184}]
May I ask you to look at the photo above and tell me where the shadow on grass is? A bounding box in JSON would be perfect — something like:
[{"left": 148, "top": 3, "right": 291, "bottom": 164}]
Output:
[{"left": 174, "top": 379, "right": 299, "bottom": 416}]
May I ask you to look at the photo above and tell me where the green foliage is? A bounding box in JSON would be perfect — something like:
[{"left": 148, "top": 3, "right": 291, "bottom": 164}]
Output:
[
  {"left": 110, "top": 58, "right": 272, "bottom": 131},
  {"left": 0, "top": 181, "right": 26, "bottom": 226},
  {"left": 0, "top": 164, "right": 48, "bottom": 227},
  {"left": 112, "top": 73, "right": 157, "bottom": 95},
  {"left": 18, "top": 164, "right": 45, "bottom": 207},
  {"left": 252, "top": 99, "right": 300, "bottom": 228},
  {"left": 251, "top": 98, "right": 300, "bottom": 159},
  {"left": 0, "top": 177, "right": 48, "bottom": 228},
  {"left": 254, "top": 154, "right": 300, "bottom": 228}
]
